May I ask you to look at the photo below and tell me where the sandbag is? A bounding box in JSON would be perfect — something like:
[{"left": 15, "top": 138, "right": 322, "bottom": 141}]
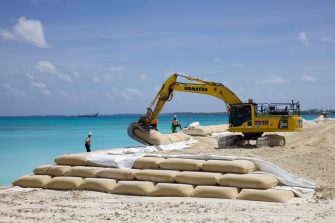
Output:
[
  {"left": 182, "top": 126, "right": 212, "bottom": 136},
  {"left": 174, "top": 132, "right": 192, "bottom": 141},
  {"left": 150, "top": 183, "right": 194, "bottom": 197},
  {"left": 13, "top": 175, "right": 51, "bottom": 188},
  {"left": 160, "top": 158, "right": 204, "bottom": 171},
  {"left": 65, "top": 166, "right": 103, "bottom": 178},
  {"left": 134, "top": 169, "right": 179, "bottom": 183},
  {"left": 112, "top": 181, "right": 155, "bottom": 196},
  {"left": 54, "top": 153, "right": 88, "bottom": 166},
  {"left": 78, "top": 178, "right": 117, "bottom": 193},
  {"left": 218, "top": 174, "right": 278, "bottom": 189},
  {"left": 134, "top": 129, "right": 191, "bottom": 145},
  {"left": 33, "top": 165, "right": 71, "bottom": 176},
  {"left": 175, "top": 171, "right": 222, "bottom": 185},
  {"left": 97, "top": 168, "right": 136, "bottom": 180},
  {"left": 134, "top": 129, "right": 171, "bottom": 145},
  {"left": 237, "top": 189, "right": 295, "bottom": 203},
  {"left": 183, "top": 124, "right": 228, "bottom": 136},
  {"left": 45, "top": 177, "right": 83, "bottom": 190},
  {"left": 132, "top": 157, "right": 165, "bottom": 169},
  {"left": 193, "top": 186, "right": 239, "bottom": 199},
  {"left": 167, "top": 132, "right": 191, "bottom": 142},
  {"left": 201, "top": 160, "right": 257, "bottom": 174}
]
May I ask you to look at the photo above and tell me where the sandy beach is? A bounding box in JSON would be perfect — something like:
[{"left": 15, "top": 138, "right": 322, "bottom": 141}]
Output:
[{"left": 1, "top": 119, "right": 335, "bottom": 223}]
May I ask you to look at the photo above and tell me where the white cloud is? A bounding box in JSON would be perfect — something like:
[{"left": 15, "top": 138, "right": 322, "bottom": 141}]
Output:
[
  {"left": 35, "top": 60, "right": 72, "bottom": 82},
  {"left": 213, "top": 57, "right": 222, "bottom": 63},
  {"left": 259, "top": 74, "right": 287, "bottom": 84},
  {"left": 36, "top": 60, "right": 56, "bottom": 73},
  {"left": 92, "top": 73, "right": 122, "bottom": 83},
  {"left": 154, "top": 86, "right": 161, "bottom": 92},
  {"left": 139, "top": 73, "right": 150, "bottom": 81},
  {"left": 107, "top": 88, "right": 143, "bottom": 100},
  {"left": 120, "top": 88, "right": 143, "bottom": 100},
  {"left": 25, "top": 73, "right": 34, "bottom": 80},
  {"left": 301, "top": 74, "right": 316, "bottom": 82},
  {"left": 321, "top": 36, "right": 334, "bottom": 44},
  {"left": 232, "top": 62, "right": 244, "bottom": 68},
  {"left": 57, "top": 73, "right": 72, "bottom": 82},
  {"left": 109, "top": 66, "right": 125, "bottom": 72},
  {"left": 59, "top": 90, "right": 69, "bottom": 97},
  {"left": 0, "top": 17, "right": 48, "bottom": 48},
  {"left": 73, "top": 71, "right": 80, "bottom": 78},
  {"left": 30, "top": 81, "right": 51, "bottom": 96},
  {"left": 298, "top": 32, "right": 309, "bottom": 46},
  {"left": 92, "top": 77, "right": 101, "bottom": 83},
  {"left": 3, "top": 83, "right": 26, "bottom": 97}
]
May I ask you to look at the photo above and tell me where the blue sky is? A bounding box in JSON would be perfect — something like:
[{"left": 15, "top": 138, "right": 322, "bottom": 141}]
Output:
[{"left": 0, "top": 0, "right": 334, "bottom": 116}]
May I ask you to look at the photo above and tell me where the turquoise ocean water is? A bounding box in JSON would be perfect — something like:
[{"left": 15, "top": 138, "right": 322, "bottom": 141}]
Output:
[{"left": 0, "top": 114, "right": 328, "bottom": 186}]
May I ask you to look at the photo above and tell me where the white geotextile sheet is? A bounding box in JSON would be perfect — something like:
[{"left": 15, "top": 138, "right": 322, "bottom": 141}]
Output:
[
  {"left": 87, "top": 150, "right": 315, "bottom": 197},
  {"left": 148, "top": 154, "right": 315, "bottom": 197},
  {"left": 86, "top": 139, "right": 197, "bottom": 168}
]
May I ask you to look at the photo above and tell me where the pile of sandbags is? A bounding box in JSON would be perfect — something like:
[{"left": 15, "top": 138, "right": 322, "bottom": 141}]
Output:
[
  {"left": 12, "top": 154, "right": 296, "bottom": 203},
  {"left": 183, "top": 124, "right": 228, "bottom": 136}
]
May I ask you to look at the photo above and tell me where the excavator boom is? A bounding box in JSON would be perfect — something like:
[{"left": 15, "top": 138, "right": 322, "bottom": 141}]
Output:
[{"left": 147, "top": 73, "right": 241, "bottom": 122}]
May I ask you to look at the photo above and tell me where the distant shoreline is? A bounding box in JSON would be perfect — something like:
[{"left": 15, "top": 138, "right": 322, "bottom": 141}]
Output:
[{"left": 0, "top": 110, "right": 334, "bottom": 118}]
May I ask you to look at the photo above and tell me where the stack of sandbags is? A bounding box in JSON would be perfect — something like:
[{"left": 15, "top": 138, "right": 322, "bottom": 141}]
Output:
[
  {"left": 183, "top": 124, "right": 228, "bottom": 136},
  {"left": 13, "top": 155, "right": 296, "bottom": 203},
  {"left": 134, "top": 129, "right": 191, "bottom": 145}
]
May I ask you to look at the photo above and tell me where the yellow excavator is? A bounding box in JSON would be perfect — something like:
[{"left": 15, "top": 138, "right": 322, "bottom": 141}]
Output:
[{"left": 128, "top": 73, "right": 303, "bottom": 147}]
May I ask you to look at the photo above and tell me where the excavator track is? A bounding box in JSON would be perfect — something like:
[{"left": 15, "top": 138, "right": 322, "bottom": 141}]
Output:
[
  {"left": 218, "top": 134, "right": 286, "bottom": 148},
  {"left": 256, "top": 134, "right": 286, "bottom": 147},
  {"left": 218, "top": 135, "right": 245, "bottom": 148}
]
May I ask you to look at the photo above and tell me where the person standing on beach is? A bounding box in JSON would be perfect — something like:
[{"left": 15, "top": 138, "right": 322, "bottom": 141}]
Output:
[
  {"left": 85, "top": 132, "right": 92, "bottom": 152},
  {"left": 171, "top": 115, "right": 182, "bottom": 133}
]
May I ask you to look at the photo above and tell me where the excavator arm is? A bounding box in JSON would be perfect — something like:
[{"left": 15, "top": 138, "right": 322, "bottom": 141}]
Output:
[{"left": 146, "top": 73, "right": 241, "bottom": 122}]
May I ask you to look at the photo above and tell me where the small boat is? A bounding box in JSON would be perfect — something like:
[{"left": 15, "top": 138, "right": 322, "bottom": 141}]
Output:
[{"left": 77, "top": 112, "right": 99, "bottom": 117}]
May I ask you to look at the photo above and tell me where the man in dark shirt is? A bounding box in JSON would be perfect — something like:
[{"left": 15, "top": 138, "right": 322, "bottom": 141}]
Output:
[{"left": 85, "top": 132, "right": 92, "bottom": 152}]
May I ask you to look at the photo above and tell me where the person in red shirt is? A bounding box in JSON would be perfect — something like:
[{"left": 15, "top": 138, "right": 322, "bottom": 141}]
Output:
[{"left": 151, "top": 118, "right": 158, "bottom": 131}]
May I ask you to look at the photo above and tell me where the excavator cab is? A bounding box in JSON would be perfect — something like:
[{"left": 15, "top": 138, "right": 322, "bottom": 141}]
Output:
[{"left": 229, "top": 104, "right": 253, "bottom": 127}]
